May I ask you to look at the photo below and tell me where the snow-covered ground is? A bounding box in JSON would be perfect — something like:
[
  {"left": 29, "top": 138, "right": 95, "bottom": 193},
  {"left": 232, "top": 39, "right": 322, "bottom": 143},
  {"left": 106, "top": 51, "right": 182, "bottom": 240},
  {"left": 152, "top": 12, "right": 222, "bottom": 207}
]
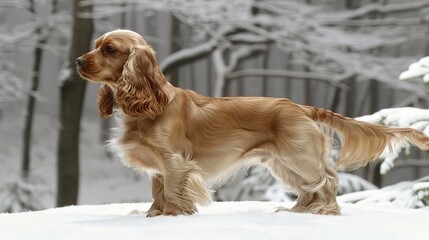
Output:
[{"left": 0, "top": 201, "right": 428, "bottom": 240}]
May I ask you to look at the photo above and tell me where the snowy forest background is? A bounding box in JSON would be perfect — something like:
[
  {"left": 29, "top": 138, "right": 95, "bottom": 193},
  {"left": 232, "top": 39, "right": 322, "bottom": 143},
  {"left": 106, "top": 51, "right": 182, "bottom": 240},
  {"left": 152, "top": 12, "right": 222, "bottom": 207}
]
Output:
[{"left": 1, "top": 0, "right": 429, "bottom": 213}]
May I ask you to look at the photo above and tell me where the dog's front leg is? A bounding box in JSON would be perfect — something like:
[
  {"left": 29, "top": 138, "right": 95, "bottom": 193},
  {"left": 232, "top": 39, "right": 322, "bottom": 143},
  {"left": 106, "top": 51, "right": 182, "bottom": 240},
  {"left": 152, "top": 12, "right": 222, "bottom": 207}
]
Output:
[
  {"left": 146, "top": 171, "right": 194, "bottom": 217},
  {"left": 146, "top": 174, "right": 165, "bottom": 217},
  {"left": 160, "top": 154, "right": 212, "bottom": 216},
  {"left": 146, "top": 173, "right": 187, "bottom": 217}
]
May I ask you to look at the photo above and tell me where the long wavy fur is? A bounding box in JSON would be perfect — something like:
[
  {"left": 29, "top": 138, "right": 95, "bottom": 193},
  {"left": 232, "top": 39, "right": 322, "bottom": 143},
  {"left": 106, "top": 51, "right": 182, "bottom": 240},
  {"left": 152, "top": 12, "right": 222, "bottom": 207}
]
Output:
[
  {"left": 97, "top": 84, "right": 114, "bottom": 118},
  {"left": 116, "top": 45, "right": 169, "bottom": 119}
]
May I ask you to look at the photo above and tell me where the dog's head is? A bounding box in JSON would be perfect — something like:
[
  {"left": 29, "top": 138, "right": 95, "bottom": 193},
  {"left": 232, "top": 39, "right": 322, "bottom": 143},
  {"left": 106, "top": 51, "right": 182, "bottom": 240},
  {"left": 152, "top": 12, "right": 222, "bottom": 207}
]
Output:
[{"left": 76, "top": 29, "right": 169, "bottom": 119}]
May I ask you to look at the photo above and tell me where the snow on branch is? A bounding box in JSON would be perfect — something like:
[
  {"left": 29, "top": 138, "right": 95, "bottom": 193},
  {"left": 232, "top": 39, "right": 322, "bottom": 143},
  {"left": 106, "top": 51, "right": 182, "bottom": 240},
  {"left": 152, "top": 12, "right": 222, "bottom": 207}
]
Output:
[
  {"left": 399, "top": 57, "right": 429, "bottom": 82},
  {"left": 321, "top": 1, "right": 429, "bottom": 21},
  {"left": 357, "top": 107, "right": 429, "bottom": 129}
]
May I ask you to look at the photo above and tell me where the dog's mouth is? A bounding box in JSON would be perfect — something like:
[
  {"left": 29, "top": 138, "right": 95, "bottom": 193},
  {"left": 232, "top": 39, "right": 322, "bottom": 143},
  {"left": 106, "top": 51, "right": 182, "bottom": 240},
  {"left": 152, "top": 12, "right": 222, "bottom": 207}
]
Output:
[{"left": 76, "top": 67, "right": 101, "bottom": 83}]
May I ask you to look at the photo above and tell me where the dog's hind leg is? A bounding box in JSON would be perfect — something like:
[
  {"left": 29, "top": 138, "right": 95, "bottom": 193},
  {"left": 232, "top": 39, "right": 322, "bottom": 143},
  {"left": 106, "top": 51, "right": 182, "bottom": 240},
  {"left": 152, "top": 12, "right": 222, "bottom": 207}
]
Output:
[
  {"left": 265, "top": 124, "right": 340, "bottom": 215},
  {"left": 291, "top": 164, "right": 340, "bottom": 215},
  {"left": 267, "top": 158, "right": 340, "bottom": 215}
]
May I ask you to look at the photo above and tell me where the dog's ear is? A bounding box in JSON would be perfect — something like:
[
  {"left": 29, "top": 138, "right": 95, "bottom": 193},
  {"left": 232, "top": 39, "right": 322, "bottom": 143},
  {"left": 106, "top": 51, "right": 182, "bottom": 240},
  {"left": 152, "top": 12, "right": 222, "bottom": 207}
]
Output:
[
  {"left": 116, "top": 45, "right": 169, "bottom": 119},
  {"left": 97, "top": 84, "right": 114, "bottom": 118}
]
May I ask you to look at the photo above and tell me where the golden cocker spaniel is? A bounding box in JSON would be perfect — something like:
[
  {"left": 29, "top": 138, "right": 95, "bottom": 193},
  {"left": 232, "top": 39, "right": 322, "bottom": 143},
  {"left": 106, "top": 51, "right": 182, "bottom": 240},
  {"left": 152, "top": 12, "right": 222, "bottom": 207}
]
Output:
[{"left": 76, "top": 29, "right": 429, "bottom": 216}]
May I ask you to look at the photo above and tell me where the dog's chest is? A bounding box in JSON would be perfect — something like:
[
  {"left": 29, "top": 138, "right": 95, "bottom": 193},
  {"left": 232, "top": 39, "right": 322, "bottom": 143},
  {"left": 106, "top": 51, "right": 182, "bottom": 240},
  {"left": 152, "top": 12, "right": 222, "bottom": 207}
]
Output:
[{"left": 108, "top": 121, "right": 164, "bottom": 174}]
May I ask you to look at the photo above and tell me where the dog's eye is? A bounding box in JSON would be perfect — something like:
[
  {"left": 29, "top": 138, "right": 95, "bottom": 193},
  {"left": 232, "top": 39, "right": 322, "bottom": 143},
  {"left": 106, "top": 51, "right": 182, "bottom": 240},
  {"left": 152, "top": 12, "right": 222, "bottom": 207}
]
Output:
[{"left": 106, "top": 46, "right": 115, "bottom": 53}]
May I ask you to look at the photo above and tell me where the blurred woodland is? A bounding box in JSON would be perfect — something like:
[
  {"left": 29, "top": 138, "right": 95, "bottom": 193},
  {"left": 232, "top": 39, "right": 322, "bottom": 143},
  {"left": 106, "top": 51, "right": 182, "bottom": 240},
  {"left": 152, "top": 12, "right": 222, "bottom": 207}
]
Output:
[{"left": 1, "top": 0, "right": 429, "bottom": 212}]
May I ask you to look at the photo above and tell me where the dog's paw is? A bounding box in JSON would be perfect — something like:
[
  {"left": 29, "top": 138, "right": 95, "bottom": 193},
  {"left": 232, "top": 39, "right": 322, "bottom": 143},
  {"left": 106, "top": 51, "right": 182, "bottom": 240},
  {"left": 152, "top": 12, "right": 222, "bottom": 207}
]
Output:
[
  {"left": 148, "top": 207, "right": 186, "bottom": 217},
  {"left": 146, "top": 209, "right": 163, "bottom": 217}
]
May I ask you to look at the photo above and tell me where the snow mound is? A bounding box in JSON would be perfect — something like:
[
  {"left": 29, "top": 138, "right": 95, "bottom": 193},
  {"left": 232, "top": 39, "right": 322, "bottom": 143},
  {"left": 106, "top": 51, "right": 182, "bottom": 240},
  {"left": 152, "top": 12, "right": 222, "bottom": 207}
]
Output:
[{"left": 0, "top": 201, "right": 428, "bottom": 240}]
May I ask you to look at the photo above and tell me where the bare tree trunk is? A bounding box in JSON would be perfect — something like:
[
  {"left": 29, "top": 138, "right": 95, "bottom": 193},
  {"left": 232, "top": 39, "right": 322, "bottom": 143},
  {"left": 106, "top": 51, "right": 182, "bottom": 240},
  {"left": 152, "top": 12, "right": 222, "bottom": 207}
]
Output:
[
  {"left": 22, "top": 36, "right": 42, "bottom": 178},
  {"left": 22, "top": 0, "right": 58, "bottom": 178},
  {"left": 56, "top": 0, "right": 93, "bottom": 207}
]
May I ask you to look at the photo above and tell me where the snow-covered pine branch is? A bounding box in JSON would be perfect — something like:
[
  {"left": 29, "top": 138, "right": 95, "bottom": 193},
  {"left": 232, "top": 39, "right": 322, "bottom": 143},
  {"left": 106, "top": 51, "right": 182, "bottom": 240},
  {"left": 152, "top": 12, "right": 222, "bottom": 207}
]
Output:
[
  {"left": 339, "top": 176, "right": 429, "bottom": 209},
  {"left": 411, "top": 180, "right": 429, "bottom": 208},
  {"left": 399, "top": 56, "right": 429, "bottom": 82}
]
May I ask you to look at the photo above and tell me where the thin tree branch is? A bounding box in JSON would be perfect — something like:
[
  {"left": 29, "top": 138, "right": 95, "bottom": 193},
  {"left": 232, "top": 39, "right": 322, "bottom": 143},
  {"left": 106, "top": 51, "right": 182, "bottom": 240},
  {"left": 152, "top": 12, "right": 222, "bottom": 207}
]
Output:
[
  {"left": 160, "top": 26, "right": 236, "bottom": 74},
  {"left": 322, "top": 15, "right": 429, "bottom": 26},
  {"left": 213, "top": 44, "right": 267, "bottom": 97},
  {"left": 226, "top": 69, "right": 351, "bottom": 91},
  {"left": 393, "top": 159, "right": 429, "bottom": 169}
]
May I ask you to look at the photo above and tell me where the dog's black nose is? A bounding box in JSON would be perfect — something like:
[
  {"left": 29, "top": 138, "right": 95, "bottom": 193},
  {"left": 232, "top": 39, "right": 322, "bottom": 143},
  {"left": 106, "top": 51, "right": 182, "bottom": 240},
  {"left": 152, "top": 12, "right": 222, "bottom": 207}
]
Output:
[{"left": 75, "top": 57, "right": 84, "bottom": 67}]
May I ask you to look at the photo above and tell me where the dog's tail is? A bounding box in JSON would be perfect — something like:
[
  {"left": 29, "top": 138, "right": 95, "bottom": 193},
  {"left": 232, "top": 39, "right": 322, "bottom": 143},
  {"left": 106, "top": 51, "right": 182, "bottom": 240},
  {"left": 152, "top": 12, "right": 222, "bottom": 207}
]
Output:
[{"left": 301, "top": 105, "right": 429, "bottom": 170}]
